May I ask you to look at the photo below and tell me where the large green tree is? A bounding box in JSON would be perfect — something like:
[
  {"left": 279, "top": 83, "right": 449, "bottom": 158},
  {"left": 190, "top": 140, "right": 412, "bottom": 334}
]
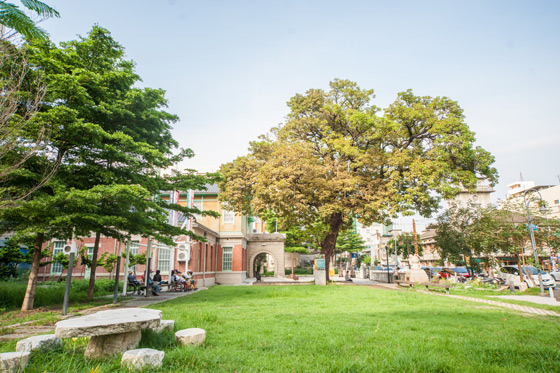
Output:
[
  {"left": 0, "top": 26, "right": 215, "bottom": 310},
  {"left": 219, "top": 79, "right": 497, "bottom": 279}
]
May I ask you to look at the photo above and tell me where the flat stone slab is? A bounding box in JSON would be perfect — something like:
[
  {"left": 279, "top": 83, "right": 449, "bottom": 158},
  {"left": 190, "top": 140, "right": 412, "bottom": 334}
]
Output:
[
  {"left": 55, "top": 308, "right": 162, "bottom": 338},
  {"left": 0, "top": 351, "right": 31, "bottom": 373},
  {"left": 175, "top": 328, "right": 206, "bottom": 345},
  {"left": 121, "top": 348, "right": 164, "bottom": 370},
  {"left": 151, "top": 320, "right": 174, "bottom": 333},
  {"left": 16, "top": 334, "right": 62, "bottom": 352}
]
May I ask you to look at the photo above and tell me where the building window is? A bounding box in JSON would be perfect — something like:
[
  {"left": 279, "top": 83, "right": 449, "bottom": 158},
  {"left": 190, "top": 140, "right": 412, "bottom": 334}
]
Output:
[
  {"left": 158, "top": 245, "right": 171, "bottom": 273},
  {"left": 51, "top": 241, "right": 65, "bottom": 273},
  {"left": 129, "top": 241, "right": 139, "bottom": 272},
  {"left": 193, "top": 200, "right": 202, "bottom": 221},
  {"left": 222, "top": 247, "right": 232, "bottom": 271},
  {"left": 222, "top": 209, "right": 234, "bottom": 224}
]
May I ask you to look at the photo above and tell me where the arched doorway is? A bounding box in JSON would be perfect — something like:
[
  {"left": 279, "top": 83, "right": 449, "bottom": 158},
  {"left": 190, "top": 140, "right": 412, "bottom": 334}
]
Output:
[
  {"left": 248, "top": 250, "right": 281, "bottom": 278},
  {"left": 253, "top": 252, "right": 268, "bottom": 277}
]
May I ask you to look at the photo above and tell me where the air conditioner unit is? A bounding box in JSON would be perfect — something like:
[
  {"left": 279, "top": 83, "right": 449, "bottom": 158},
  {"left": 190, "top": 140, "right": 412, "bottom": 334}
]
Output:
[
  {"left": 177, "top": 251, "right": 188, "bottom": 262},
  {"left": 177, "top": 244, "right": 187, "bottom": 251}
]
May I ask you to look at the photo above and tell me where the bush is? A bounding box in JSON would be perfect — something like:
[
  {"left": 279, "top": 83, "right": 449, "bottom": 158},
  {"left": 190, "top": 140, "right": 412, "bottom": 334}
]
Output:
[
  {"left": 285, "top": 268, "right": 313, "bottom": 275},
  {"left": 0, "top": 278, "right": 118, "bottom": 310}
]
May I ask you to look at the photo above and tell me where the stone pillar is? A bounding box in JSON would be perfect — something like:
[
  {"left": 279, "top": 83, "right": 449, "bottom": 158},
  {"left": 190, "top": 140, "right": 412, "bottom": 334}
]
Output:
[{"left": 314, "top": 270, "right": 326, "bottom": 285}]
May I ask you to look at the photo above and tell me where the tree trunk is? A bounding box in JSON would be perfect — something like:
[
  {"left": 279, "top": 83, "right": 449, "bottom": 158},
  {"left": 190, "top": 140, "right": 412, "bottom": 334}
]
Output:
[
  {"left": 87, "top": 232, "right": 101, "bottom": 300},
  {"left": 21, "top": 233, "right": 44, "bottom": 311},
  {"left": 320, "top": 212, "right": 344, "bottom": 282}
]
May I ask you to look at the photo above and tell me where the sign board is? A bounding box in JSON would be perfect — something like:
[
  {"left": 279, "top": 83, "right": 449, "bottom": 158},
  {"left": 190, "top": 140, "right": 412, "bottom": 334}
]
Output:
[
  {"left": 316, "top": 259, "right": 325, "bottom": 270},
  {"left": 329, "top": 268, "right": 335, "bottom": 278}
]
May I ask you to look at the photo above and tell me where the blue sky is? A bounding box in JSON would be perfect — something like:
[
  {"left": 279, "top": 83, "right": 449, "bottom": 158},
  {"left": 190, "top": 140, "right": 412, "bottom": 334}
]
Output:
[{"left": 39, "top": 1, "right": 560, "bottom": 228}]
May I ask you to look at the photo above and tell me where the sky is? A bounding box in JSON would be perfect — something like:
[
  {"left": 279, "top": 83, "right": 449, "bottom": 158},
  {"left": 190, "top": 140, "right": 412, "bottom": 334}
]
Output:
[{"left": 33, "top": 0, "right": 560, "bottom": 230}]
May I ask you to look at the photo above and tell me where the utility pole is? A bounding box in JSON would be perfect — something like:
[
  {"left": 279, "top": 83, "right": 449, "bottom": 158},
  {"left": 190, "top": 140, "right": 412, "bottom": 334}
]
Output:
[
  {"left": 113, "top": 240, "right": 122, "bottom": 304},
  {"left": 122, "top": 240, "right": 131, "bottom": 296}
]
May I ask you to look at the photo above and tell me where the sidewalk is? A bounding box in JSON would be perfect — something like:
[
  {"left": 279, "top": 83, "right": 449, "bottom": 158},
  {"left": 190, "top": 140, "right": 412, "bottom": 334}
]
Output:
[
  {"left": 491, "top": 294, "right": 560, "bottom": 306},
  {"left": 118, "top": 287, "right": 206, "bottom": 308},
  {"left": 429, "top": 292, "right": 560, "bottom": 317}
]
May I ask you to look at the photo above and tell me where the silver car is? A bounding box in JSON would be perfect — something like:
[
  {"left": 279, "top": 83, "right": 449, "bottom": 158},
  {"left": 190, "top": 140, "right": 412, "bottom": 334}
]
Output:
[{"left": 497, "top": 265, "right": 556, "bottom": 289}]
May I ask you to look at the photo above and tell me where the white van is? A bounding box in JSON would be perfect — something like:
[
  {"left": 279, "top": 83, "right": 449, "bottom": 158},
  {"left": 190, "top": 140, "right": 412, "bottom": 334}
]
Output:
[{"left": 497, "top": 265, "right": 556, "bottom": 289}]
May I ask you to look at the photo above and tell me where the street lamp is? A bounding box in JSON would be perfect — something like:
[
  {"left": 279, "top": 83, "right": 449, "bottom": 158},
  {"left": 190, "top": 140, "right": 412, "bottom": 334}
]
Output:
[{"left": 522, "top": 187, "right": 548, "bottom": 294}]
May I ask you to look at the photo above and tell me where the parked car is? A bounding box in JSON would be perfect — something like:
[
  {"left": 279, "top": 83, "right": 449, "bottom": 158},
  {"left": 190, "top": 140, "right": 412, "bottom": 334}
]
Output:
[
  {"left": 452, "top": 267, "right": 473, "bottom": 279},
  {"left": 497, "top": 265, "right": 556, "bottom": 289},
  {"left": 548, "top": 269, "right": 560, "bottom": 282}
]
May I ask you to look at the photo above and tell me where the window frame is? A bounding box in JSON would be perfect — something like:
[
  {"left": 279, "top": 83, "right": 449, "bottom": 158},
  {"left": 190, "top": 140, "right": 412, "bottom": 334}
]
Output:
[
  {"left": 222, "top": 247, "right": 233, "bottom": 271},
  {"left": 51, "top": 241, "right": 66, "bottom": 274}
]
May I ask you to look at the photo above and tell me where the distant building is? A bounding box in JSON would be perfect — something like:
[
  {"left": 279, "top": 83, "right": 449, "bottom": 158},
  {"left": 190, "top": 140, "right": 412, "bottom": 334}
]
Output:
[
  {"left": 449, "top": 178, "right": 494, "bottom": 209},
  {"left": 355, "top": 222, "right": 395, "bottom": 263},
  {"left": 503, "top": 179, "right": 560, "bottom": 219}
]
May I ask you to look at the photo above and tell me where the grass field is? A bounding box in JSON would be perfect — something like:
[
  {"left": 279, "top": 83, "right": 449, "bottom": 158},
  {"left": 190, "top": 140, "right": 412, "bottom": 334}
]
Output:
[{"left": 4, "top": 285, "right": 560, "bottom": 372}]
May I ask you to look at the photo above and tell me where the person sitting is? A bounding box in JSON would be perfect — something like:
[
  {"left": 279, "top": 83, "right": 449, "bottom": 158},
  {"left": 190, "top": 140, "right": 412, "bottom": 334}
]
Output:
[
  {"left": 173, "top": 270, "right": 189, "bottom": 290},
  {"left": 127, "top": 271, "right": 140, "bottom": 286},
  {"left": 153, "top": 269, "right": 168, "bottom": 285},
  {"left": 153, "top": 269, "right": 162, "bottom": 283},
  {"left": 148, "top": 270, "right": 161, "bottom": 295},
  {"left": 185, "top": 271, "right": 198, "bottom": 290}
]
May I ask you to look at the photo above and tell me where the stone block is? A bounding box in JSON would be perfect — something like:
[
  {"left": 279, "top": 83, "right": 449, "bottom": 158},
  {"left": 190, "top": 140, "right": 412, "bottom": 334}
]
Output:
[
  {"left": 0, "top": 351, "right": 31, "bottom": 373},
  {"left": 314, "top": 270, "right": 326, "bottom": 285},
  {"left": 121, "top": 348, "right": 164, "bottom": 370},
  {"left": 404, "top": 269, "right": 429, "bottom": 283},
  {"left": 151, "top": 320, "right": 174, "bottom": 333},
  {"left": 16, "top": 334, "right": 62, "bottom": 353},
  {"left": 85, "top": 330, "right": 142, "bottom": 359},
  {"left": 175, "top": 328, "right": 206, "bottom": 345}
]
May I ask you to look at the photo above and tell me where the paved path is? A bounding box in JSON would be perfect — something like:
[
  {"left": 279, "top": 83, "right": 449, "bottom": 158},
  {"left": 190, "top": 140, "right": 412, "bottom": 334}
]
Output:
[{"left": 423, "top": 291, "right": 560, "bottom": 317}]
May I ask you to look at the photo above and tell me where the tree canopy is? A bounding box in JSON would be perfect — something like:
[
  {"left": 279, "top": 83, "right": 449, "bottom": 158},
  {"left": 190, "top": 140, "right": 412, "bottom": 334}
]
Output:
[
  {"left": 219, "top": 79, "right": 497, "bottom": 279},
  {"left": 0, "top": 26, "right": 216, "bottom": 310}
]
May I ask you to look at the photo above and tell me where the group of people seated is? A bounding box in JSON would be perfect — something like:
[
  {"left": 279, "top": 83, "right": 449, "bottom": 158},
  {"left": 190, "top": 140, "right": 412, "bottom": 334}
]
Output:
[
  {"left": 171, "top": 269, "right": 198, "bottom": 291},
  {"left": 127, "top": 268, "right": 198, "bottom": 294},
  {"left": 127, "top": 269, "right": 169, "bottom": 296}
]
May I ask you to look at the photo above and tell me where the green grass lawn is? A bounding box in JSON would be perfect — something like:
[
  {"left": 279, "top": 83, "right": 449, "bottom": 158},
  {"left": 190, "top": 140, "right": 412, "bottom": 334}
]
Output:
[{"left": 6, "top": 285, "right": 560, "bottom": 372}]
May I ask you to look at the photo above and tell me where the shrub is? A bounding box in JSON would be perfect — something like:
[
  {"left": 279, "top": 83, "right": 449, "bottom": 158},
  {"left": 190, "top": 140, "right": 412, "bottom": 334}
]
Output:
[
  {"left": 0, "top": 278, "right": 118, "bottom": 310},
  {"left": 285, "top": 268, "right": 313, "bottom": 275}
]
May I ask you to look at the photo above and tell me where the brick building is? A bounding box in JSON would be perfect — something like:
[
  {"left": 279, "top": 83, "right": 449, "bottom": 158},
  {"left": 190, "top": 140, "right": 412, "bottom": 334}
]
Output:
[{"left": 39, "top": 185, "right": 284, "bottom": 285}]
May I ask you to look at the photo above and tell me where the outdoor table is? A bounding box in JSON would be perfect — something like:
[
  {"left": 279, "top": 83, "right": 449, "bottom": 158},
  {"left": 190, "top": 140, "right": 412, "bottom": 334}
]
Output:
[{"left": 55, "top": 308, "right": 162, "bottom": 358}]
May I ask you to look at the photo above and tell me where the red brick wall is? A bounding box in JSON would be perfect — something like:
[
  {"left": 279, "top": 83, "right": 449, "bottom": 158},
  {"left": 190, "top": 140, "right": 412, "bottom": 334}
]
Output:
[{"left": 232, "top": 244, "right": 243, "bottom": 271}]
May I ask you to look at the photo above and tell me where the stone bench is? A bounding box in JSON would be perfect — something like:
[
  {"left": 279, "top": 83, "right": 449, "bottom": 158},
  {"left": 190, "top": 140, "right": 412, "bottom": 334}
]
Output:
[
  {"left": 121, "top": 348, "right": 164, "bottom": 370},
  {"left": 0, "top": 351, "right": 31, "bottom": 373},
  {"left": 151, "top": 320, "right": 174, "bottom": 333},
  {"left": 175, "top": 328, "right": 206, "bottom": 345},
  {"left": 16, "top": 334, "right": 62, "bottom": 353},
  {"left": 420, "top": 282, "right": 454, "bottom": 295},
  {"left": 395, "top": 280, "right": 415, "bottom": 288},
  {"left": 55, "top": 308, "right": 162, "bottom": 358}
]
